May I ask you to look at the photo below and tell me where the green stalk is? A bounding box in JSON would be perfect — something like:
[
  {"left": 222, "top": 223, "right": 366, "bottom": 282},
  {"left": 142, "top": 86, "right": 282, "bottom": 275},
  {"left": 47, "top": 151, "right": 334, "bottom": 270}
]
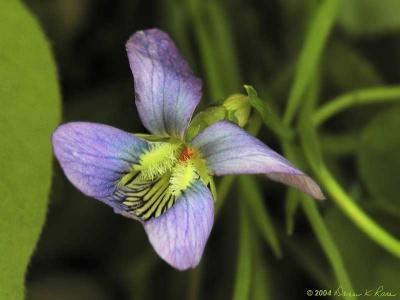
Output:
[
  {"left": 239, "top": 176, "right": 282, "bottom": 258},
  {"left": 283, "top": 143, "right": 355, "bottom": 299},
  {"left": 299, "top": 86, "right": 400, "bottom": 258},
  {"left": 245, "top": 85, "right": 293, "bottom": 140},
  {"left": 285, "top": 189, "right": 300, "bottom": 235},
  {"left": 318, "top": 165, "right": 400, "bottom": 258},
  {"left": 283, "top": 0, "right": 341, "bottom": 126},
  {"left": 186, "top": 0, "right": 225, "bottom": 100},
  {"left": 313, "top": 86, "right": 400, "bottom": 126},
  {"left": 207, "top": 1, "right": 241, "bottom": 93},
  {"left": 187, "top": 266, "right": 203, "bottom": 300},
  {"left": 232, "top": 184, "right": 253, "bottom": 300},
  {"left": 243, "top": 80, "right": 355, "bottom": 293},
  {"left": 301, "top": 197, "right": 354, "bottom": 297},
  {"left": 287, "top": 73, "right": 355, "bottom": 296}
]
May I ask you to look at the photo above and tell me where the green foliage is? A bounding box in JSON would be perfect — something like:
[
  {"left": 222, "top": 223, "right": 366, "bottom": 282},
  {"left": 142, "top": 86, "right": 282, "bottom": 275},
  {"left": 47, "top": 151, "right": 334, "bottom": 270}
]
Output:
[
  {"left": 0, "top": 1, "right": 61, "bottom": 299},
  {"left": 339, "top": 0, "right": 400, "bottom": 36},
  {"left": 358, "top": 106, "right": 400, "bottom": 210}
]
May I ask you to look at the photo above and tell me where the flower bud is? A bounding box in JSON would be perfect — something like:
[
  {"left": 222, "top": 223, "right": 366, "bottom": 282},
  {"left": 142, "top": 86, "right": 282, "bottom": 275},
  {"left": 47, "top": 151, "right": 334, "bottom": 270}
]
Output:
[{"left": 223, "top": 94, "right": 251, "bottom": 127}]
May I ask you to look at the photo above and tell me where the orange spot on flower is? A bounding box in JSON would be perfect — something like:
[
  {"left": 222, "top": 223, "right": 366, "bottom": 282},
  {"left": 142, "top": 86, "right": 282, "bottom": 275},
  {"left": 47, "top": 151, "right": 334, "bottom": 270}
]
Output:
[{"left": 179, "top": 146, "right": 194, "bottom": 162}]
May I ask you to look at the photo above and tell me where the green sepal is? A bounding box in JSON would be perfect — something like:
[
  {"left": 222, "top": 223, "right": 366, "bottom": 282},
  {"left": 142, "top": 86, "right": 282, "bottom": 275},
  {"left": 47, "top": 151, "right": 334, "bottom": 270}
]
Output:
[
  {"left": 209, "top": 176, "right": 217, "bottom": 203},
  {"left": 134, "top": 133, "right": 179, "bottom": 143},
  {"left": 186, "top": 106, "right": 227, "bottom": 141},
  {"left": 186, "top": 93, "right": 252, "bottom": 142}
]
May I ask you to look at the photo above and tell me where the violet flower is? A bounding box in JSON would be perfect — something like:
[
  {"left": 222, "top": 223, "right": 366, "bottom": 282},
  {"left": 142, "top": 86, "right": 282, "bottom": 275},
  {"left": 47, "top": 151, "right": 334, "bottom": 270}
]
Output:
[{"left": 52, "top": 29, "right": 324, "bottom": 270}]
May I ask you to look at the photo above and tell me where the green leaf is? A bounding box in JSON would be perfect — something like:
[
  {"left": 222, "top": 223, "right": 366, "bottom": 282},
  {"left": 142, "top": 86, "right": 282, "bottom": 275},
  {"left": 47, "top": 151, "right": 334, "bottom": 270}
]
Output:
[
  {"left": 339, "top": 0, "right": 400, "bottom": 36},
  {"left": 357, "top": 106, "right": 400, "bottom": 210},
  {"left": 0, "top": 1, "right": 61, "bottom": 299}
]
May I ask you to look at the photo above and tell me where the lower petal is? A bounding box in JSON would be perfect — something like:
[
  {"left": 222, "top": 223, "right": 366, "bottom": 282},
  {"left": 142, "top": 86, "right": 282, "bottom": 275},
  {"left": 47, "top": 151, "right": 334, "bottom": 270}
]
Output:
[
  {"left": 144, "top": 180, "right": 214, "bottom": 270},
  {"left": 191, "top": 121, "right": 324, "bottom": 200}
]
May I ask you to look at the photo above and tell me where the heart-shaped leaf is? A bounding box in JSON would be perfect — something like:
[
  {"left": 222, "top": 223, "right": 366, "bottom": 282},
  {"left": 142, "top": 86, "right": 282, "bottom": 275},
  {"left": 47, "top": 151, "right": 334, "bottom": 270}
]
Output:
[{"left": 0, "top": 1, "right": 61, "bottom": 298}]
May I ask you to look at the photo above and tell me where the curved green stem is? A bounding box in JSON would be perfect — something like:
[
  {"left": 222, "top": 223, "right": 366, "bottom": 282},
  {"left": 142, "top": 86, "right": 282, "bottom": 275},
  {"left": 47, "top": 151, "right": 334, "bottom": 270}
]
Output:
[
  {"left": 313, "top": 86, "right": 400, "bottom": 126},
  {"left": 318, "top": 165, "right": 400, "bottom": 257},
  {"left": 300, "top": 113, "right": 400, "bottom": 258}
]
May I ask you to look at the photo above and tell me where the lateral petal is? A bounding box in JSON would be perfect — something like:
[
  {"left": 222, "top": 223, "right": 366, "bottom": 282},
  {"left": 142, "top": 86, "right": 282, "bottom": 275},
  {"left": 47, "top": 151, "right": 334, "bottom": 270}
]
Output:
[
  {"left": 191, "top": 121, "right": 324, "bottom": 199},
  {"left": 52, "top": 122, "right": 149, "bottom": 212}
]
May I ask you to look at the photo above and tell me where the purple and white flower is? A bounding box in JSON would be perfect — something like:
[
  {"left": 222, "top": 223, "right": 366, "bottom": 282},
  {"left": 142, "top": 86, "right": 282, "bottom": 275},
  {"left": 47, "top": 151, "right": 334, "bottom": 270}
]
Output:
[{"left": 52, "top": 29, "right": 324, "bottom": 270}]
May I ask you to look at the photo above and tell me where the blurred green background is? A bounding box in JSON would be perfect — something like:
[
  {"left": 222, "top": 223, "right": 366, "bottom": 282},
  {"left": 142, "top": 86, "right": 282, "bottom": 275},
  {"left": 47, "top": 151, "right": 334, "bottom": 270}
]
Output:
[{"left": 7, "top": 0, "right": 400, "bottom": 299}]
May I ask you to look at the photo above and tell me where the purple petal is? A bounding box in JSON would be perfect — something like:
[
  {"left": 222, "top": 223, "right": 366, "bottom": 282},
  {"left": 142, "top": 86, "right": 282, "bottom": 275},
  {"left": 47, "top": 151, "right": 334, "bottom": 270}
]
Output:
[
  {"left": 126, "top": 29, "right": 202, "bottom": 138},
  {"left": 144, "top": 180, "right": 214, "bottom": 270},
  {"left": 191, "top": 121, "right": 325, "bottom": 200},
  {"left": 52, "top": 122, "right": 149, "bottom": 210}
]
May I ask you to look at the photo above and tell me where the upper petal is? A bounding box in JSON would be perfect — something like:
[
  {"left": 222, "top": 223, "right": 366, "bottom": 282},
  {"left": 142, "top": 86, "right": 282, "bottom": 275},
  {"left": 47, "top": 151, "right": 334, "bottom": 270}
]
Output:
[
  {"left": 126, "top": 29, "right": 202, "bottom": 138},
  {"left": 52, "top": 122, "right": 149, "bottom": 211},
  {"left": 191, "top": 121, "right": 324, "bottom": 200},
  {"left": 144, "top": 180, "right": 214, "bottom": 270}
]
